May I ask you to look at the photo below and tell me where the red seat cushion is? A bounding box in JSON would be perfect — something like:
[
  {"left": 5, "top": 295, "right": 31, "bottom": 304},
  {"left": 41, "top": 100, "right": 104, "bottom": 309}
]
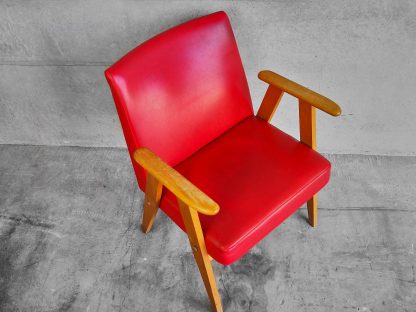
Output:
[{"left": 159, "top": 116, "right": 331, "bottom": 265}]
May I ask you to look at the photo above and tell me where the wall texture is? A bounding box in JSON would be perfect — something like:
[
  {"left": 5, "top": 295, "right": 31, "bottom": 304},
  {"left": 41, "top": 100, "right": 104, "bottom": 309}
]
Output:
[{"left": 1, "top": 0, "right": 415, "bottom": 155}]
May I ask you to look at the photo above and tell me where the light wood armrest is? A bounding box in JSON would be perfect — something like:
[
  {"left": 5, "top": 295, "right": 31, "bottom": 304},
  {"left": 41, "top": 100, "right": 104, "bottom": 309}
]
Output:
[
  {"left": 258, "top": 70, "right": 342, "bottom": 117},
  {"left": 134, "top": 147, "right": 220, "bottom": 216}
]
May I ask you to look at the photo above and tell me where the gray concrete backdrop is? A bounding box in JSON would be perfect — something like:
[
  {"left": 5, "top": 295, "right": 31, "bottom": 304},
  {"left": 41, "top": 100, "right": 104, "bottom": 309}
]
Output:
[
  {"left": 1, "top": 2, "right": 416, "bottom": 311},
  {"left": 1, "top": 145, "right": 415, "bottom": 311},
  {"left": 1, "top": 0, "right": 416, "bottom": 155}
]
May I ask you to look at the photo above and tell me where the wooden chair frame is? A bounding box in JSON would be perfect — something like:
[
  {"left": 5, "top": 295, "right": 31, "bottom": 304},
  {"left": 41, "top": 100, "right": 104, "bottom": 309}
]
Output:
[{"left": 134, "top": 70, "right": 341, "bottom": 312}]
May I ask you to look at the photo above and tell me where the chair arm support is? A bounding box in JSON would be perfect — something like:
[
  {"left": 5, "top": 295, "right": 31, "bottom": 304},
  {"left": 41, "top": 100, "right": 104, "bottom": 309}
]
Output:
[
  {"left": 134, "top": 147, "right": 220, "bottom": 216},
  {"left": 258, "top": 70, "right": 342, "bottom": 117}
]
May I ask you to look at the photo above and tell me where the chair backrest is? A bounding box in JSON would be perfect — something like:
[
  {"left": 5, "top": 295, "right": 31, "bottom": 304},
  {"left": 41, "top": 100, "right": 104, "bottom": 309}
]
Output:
[{"left": 105, "top": 11, "right": 253, "bottom": 189}]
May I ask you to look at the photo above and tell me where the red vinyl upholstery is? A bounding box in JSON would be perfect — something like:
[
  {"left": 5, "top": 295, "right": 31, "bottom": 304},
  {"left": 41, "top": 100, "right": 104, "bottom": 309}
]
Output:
[
  {"left": 160, "top": 116, "right": 331, "bottom": 265},
  {"left": 105, "top": 12, "right": 253, "bottom": 191},
  {"left": 105, "top": 11, "right": 332, "bottom": 266}
]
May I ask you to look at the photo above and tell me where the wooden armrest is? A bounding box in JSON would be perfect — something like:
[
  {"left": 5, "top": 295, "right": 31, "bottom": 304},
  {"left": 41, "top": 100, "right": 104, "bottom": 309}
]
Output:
[
  {"left": 134, "top": 147, "right": 220, "bottom": 216},
  {"left": 258, "top": 70, "right": 342, "bottom": 116}
]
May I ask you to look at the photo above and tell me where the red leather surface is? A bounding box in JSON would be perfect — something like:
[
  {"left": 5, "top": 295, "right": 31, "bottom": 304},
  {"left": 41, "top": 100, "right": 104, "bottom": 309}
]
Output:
[
  {"left": 160, "top": 116, "right": 331, "bottom": 265},
  {"left": 105, "top": 12, "right": 253, "bottom": 190},
  {"left": 105, "top": 11, "right": 332, "bottom": 266}
]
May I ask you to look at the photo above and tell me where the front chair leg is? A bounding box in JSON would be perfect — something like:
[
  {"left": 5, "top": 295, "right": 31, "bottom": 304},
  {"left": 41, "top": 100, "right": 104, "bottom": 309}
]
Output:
[
  {"left": 307, "top": 195, "right": 317, "bottom": 227},
  {"left": 178, "top": 200, "right": 223, "bottom": 312},
  {"left": 141, "top": 173, "right": 162, "bottom": 233}
]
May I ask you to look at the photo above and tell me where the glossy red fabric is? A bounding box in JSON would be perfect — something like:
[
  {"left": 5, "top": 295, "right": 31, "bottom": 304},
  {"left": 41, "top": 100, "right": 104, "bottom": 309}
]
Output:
[
  {"left": 160, "top": 116, "right": 331, "bottom": 265},
  {"left": 105, "top": 12, "right": 253, "bottom": 190}
]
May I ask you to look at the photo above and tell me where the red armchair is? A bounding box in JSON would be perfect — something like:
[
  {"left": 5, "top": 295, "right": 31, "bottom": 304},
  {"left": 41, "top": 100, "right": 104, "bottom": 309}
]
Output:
[{"left": 105, "top": 11, "right": 341, "bottom": 312}]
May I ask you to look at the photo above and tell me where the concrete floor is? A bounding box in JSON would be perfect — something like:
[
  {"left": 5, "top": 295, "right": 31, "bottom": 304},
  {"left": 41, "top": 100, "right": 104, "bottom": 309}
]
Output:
[{"left": 0, "top": 144, "right": 415, "bottom": 312}]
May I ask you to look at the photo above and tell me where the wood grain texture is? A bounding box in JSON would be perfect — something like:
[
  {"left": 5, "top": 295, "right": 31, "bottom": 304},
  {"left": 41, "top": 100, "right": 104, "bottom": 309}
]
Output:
[
  {"left": 134, "top": 147, "right": 219, "bottom": 216},
  {"left": 307, "top": 195, "right": 318, "bottom": 227},
  {"left": 178, "top": 199, "right": 223, "bottom": 312},
  {"left": 256, "top": 85, "right": 284, "bottom": 122},
  {"left": 258, "top": 70, "right": 342, "bottom": 117},
  {"left": 299, "top": 99, "right": 318, "bottom": 226},
  {"left": 299, "top": 99, "right": 317, "bottom": 149},
  {"left": 141, "top": 173, "right": 162, "bottom": 233}
]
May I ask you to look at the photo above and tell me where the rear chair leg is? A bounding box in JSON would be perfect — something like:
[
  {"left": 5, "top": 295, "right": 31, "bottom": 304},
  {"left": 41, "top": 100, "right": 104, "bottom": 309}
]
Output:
[
  {"left": 307, "top": 195, "right": 317, "bottom": 227},
  {"left": 141, "top": 174, "right": 162, "bottom": 233},
  {"left": 178, "top": 200, "right": 223, "bottom": 312}
]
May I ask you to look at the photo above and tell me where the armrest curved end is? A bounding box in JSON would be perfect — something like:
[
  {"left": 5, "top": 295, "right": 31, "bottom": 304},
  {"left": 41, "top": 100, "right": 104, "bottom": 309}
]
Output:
[{"left": 329, "top": 102, "right": 342, "bottom": 117}]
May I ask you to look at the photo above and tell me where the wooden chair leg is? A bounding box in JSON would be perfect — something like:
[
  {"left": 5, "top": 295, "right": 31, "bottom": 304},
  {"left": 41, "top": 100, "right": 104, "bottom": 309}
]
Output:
[
  {"left": 141, "top": 173, "right": 162, "bottom": 234},
  {"left": 299, "top": 100, "right": 318, "bottom": 228},
  {"left": 178, "top": 200, "right": 223, "bottom": 312},
  {"left": 307, "top": 195, "right": 317, "bottom": 227}
]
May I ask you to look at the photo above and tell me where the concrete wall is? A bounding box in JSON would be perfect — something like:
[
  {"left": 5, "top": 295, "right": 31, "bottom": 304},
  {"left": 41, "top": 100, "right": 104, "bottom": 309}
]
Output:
[{"left": 1, "top": 0, "right": 415, "bottom": 155}]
